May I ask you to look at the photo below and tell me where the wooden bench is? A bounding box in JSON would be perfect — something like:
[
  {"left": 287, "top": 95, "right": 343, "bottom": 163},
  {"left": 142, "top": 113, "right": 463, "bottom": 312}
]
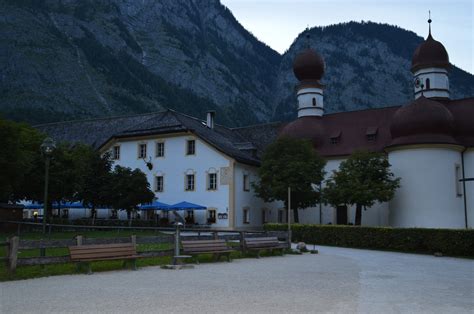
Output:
[
  {"left": 181, "top": 239, "right": 236, "bottom": 264},
  {"left": 69, "top": 243, "right": 141, "bottom": 274},
  {"left": 244, "top": 237, "right": 287, "bottom": 258}
]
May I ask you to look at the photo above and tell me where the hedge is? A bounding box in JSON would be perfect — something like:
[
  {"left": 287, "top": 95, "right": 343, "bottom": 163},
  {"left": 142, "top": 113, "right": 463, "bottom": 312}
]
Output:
[{"left": 264, "top": 223, "right": 474, "bottom": 257}]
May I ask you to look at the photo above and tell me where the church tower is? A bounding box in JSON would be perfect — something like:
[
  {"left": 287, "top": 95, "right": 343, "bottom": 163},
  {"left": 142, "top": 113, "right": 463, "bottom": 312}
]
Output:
[
  {"left": 411, "top": 14, "right": 450, "bottom": 99},
  {"left": 292, "top": 33, "right": 326, "bottom": 117}
]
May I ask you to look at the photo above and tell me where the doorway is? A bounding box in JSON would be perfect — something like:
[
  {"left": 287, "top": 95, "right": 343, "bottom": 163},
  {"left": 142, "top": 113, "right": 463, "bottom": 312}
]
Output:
[{"left": 336, "top": 205, "right": 348, "bottom": 225}]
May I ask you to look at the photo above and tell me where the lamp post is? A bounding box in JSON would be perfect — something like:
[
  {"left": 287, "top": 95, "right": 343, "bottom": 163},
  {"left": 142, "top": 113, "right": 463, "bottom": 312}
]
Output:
[{"left": 40, "top": 137, "right": 56, "bottom": 234}]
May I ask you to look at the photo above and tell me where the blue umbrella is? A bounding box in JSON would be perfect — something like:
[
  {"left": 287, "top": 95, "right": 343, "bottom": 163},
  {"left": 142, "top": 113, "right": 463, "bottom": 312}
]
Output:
[
  {"left": 167, "top": 201, "right": 207, "bottom": 211},
  {"left": 138, "top": 201, "right": 170, "bottom": 210}
]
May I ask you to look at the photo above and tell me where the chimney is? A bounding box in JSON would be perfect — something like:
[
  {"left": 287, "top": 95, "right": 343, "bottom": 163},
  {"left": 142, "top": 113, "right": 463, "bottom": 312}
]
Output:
[{"left": 206, "top": 110, "right": 215, "bottom": 129}]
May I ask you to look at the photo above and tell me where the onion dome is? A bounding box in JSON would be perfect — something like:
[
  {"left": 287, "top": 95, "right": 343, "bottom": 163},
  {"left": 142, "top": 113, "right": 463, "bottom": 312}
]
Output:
[
  {"left": 279, "top": 116, "right": 325, "bottom": 147},
  {"left": 293, "top": 48, "right": 325, "bottom": 81},
  {"left": 411, "top": 18, "right": 449, "bottom": 73},
  {"left": 389, "top": 96, "right": 456, "bottom": 147},
  {"left": 448, "top": 100, "right": 474, "bottom": 146}
]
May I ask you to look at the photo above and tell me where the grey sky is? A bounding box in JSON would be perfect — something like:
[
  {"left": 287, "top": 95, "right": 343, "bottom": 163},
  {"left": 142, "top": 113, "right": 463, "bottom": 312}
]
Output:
[{"left": 221, "top": 0, "right": 473, "bottom": 74}]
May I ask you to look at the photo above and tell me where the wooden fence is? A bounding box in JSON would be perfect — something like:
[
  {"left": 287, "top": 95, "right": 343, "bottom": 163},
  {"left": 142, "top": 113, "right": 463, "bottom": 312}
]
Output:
[{"left": 3, "top": 230, "right": 288, "bottom": 273}]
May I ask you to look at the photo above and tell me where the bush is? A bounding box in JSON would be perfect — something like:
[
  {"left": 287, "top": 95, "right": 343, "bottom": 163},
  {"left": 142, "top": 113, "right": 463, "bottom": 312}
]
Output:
[{"left": 264, "top": 223, "right": 474, "bottom": 257}]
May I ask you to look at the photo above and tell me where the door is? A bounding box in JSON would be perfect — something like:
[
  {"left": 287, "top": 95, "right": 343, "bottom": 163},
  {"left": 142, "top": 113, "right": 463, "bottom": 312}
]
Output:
[{"left": 336, "top": 205, "right": 348, "bottom": 225}]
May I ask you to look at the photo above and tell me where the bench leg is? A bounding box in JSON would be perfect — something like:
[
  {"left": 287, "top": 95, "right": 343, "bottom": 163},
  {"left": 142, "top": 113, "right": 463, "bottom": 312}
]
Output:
[
  {"left": 194, "top": 256, "right": 200, "bottom": 265},
  {"left": 87, "top": 263, "right": 92, "bottom": 275},
  {"left": 132, "top": 259, "right": 137, "bottom": 271},
  {"left": 213, "top": 253, "right": 220, "bottom": 262},
  {"left": 256, "top": 250, "right": 261, "bottom": 259},
  {"left": 122, "top": 260, "right": 128, "bottom": 268},
  {"left": 227, "top": 253, "right": 231, "bottom": 262}
]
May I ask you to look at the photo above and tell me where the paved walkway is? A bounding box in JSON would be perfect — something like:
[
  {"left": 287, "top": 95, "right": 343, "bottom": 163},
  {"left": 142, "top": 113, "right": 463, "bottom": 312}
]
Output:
[{"left": 1, "top": 246, "right": 473, "bottom": 313}]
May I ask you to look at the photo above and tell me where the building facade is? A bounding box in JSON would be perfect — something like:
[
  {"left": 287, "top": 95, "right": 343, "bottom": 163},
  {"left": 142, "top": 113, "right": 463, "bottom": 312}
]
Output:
[{"left": 37, "top": 20, "right": 473, "bottom": 229}]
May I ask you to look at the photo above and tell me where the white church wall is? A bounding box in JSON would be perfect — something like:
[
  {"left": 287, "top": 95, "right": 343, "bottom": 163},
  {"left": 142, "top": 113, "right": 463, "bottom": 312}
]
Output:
[
  {"left": 109, "top": 133, "right": 232, "bottom": 228},
  {"left": 296, "top": 158, "right": 389, "bottom": 226},
  {"left": 388, "top": 147, "right": 465, "bottom": 228},
  {"left": 464, "top": 149, "right": 474, "bottom": 229}
]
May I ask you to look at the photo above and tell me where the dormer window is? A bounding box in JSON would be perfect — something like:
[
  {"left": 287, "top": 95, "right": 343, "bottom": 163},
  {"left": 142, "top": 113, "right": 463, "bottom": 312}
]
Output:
[
  {"left": 329, "top": 131, "right": 341, "bottom": 144},
  {"left": 366, "top": 127, "right": 378, "bottom": 142}
]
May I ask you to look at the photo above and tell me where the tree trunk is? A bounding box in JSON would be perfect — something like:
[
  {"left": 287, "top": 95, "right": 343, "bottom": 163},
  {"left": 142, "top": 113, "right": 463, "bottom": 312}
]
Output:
[
  {"left": 293, "top": 207, "right": 299, "bottom": 223},
  {"left": 355, "top": 203, "right": 362, "bottom": 226}
]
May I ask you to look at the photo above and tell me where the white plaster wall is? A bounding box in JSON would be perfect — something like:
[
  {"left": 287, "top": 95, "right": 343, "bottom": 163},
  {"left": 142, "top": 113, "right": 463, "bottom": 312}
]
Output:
[
  {"left": 296, "top": 159, "right": 389, "bottom": 226},
  {"left": 414, "top": 67, "right": 449, "bottom": 99},
  {"left": 234, "top": 163, "right": 283, "bottom": 229},
  {"left": 297, "top": 87, "right": 324, "bottom": 117},
  {"left": 464, "top": 149, "right": 474, "bottom": 229},
  {"left": 388, "top": 148, "right": 464, "bottom": 228},
  {"left": 110, "top": 134, "right": 231, "bottom": 228}
]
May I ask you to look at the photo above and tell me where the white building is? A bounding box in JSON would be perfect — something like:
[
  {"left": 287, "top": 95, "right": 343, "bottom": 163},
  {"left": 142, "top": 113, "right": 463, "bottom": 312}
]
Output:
[{"left": 37, "top": 20, "right": 473, "bottom": 229}]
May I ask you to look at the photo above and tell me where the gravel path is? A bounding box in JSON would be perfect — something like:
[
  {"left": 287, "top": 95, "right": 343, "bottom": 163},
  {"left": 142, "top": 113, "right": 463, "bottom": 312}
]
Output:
[{"left": 1, "top": 246, "right": 473, "bottom": 313}]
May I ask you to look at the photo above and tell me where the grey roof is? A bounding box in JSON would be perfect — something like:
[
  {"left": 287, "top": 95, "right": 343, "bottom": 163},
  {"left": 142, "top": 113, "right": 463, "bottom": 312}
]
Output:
[{"left": 35, "top": 110, "right": 276, "bottom": 166}]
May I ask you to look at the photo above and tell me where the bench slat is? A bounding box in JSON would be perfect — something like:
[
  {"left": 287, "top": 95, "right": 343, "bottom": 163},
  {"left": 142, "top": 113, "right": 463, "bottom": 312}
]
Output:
[
  {"left": 73, "top": 255, "right": 140, "bottom": 262},
  {"left": 71, "top": 250, "right": 136, "bottom": 259},
  {"left": 69, "top": 243, "right": 135, "bottom": 250}
]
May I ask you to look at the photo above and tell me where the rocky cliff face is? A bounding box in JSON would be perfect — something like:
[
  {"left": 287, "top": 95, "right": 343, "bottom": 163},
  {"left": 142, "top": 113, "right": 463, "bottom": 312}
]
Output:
[
  {"left": 1, "top": 1, "right": 473, "bottom": 126},
  {"left": 1, "top": 0, "right": 279, "bottom": 126}
]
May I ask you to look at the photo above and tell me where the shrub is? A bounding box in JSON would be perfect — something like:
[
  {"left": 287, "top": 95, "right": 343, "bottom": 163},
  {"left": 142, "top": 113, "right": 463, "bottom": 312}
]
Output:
[{"left": 264, "top": 223, "right": 474, "bottom": 257}]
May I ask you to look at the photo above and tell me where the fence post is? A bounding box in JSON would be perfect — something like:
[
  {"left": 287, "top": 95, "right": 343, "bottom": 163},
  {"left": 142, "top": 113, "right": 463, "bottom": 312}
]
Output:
[
  {"left": 7, "top": 236, "right": 19, "bottom": 273},
  {"left": 76, "top": 235, "right": 83, "bottom": 246},
  {"left": 213, "top": 232, "right": 218, "bottom": 240},
  {"left": 240, "top": 232, "right": 246, "bottom": 254},
  {"left": 131, "top": 235, "right": 136, "bottom": 246}
]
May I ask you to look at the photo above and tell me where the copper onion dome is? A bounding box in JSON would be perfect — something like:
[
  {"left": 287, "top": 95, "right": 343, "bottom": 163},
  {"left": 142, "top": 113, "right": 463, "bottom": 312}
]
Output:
[
  {"left": 279, "top": 116, "right": 325, "bottom": 147},
  {"left": 411, "top": 17, "right": 449, "bottom": 73},
  {"left": 389, "top": 96, "right": 456, "bottom": 147}
]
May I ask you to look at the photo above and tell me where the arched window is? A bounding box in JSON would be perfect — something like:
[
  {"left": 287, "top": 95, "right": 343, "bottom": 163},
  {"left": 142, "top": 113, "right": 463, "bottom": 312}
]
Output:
[
  {"left": 312, "top": 98, "right": 316, "bottom": 106},
  {"left": 425, "top": 78, "right": 430, "bottom": 89}
]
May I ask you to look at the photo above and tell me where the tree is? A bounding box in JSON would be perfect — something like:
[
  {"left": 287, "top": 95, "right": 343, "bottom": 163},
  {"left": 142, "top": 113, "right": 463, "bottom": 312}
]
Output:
[
  {"left": 72, "top": 146, "right": 113, "bottom": 222},
  {"left": 253, "top": 137, "right": 326, "bottom": 223},
  {"left": 108, "top": 166, "right": 154, "bottom": 226},
  {"left": 0, "top": 118, "right": 44, "bottom": 202},
  {"left": 323, "top": 151, "right": 401, "bottom": 225}
]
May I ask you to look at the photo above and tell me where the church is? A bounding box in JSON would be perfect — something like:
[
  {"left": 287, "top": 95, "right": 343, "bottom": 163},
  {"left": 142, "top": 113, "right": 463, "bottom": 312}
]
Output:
[{"left": 37, "top": 19, "right": 473, "bottom": 229}]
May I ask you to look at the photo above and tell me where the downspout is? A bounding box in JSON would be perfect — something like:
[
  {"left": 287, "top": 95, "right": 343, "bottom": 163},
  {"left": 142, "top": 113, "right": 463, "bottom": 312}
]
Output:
[{"left": 461, "top": 148, "right": 468, "bottom": 229}]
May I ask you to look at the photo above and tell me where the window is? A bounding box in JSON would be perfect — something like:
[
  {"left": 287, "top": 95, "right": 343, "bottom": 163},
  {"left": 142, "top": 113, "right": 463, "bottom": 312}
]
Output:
[
  {"left": 366, "top": 127, "right": 378, "bottom": 142},
  {"left": 208, "top": 209, "right": 216, "bottom": 224},
  {"left": 208, "top": 173, "right": 217, "bottom": 190},
  {"left": 112, "top": 145, "right": 120, "bottom": 160},
  {"left": 155, "top": 176, "right": 164, "bottom": 192},
  {"left": 243, "top": 174, "right": 250, "bottom": 191},
  {"left": 455, "top": 164, "right": 462, "bottom": 197},
  {"left": 243, "top": 208, "right": 250, "bottom": 224},
  {"left": 156, "top": 142, "right": 165, "bottom": 157},
  {"left": 330, "top": 130, "right": 341, "bottom": 145},
  {"left": 425, "top": 78, "right": 431, "bottom": 89},
  {"left": 312, "top": 98, "right": 316, "bottom": 106},
  {"left": 186, "top": 174, "right": 195, "bottom": 191},
  {"left": 186, "top": 140, "right": 195, "bottom": 155},
  {"left": 138, "top": 143, "right": 147, "bottom": 159}
]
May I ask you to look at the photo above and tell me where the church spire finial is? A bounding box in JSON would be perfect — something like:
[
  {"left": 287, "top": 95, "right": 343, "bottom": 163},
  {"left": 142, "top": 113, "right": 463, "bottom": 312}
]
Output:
[{"left": 428, "top": 10, "right": 432, "bottom": 37}]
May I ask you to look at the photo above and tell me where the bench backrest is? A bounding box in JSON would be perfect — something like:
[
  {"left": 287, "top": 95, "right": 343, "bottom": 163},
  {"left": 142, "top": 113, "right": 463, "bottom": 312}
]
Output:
[
  {"left": 69, "top": 243, "right": 137, "bottom": 261},
  {"left": 244, "top": 237, "right": 279, "bottom": 248},
  {"left": 182, "top": 239, "right": 231, "bottom": 253}
]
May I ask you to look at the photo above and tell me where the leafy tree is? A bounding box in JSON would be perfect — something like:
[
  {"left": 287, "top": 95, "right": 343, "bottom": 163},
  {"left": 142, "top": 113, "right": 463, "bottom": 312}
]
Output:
[
  {"left": 323, "top": 151, "right": 401, "bottom": 225},
  {"left": 0, "top": 118, "right": 44, "bottom": 202},
  {"left": 253, "top": 137, "right": 326, "bottom": 223},
  {"left": 107, "top": 166, "right": 154, "bottom": 226},
  {"left": 72, "top": 146, "right": 113, "bottom": 222}
]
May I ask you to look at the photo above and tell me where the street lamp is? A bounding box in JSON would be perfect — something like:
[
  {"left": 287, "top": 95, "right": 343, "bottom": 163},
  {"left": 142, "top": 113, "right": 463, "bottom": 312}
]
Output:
[{"left": 40, "top": 137, "right": 56, "bottom": 234}]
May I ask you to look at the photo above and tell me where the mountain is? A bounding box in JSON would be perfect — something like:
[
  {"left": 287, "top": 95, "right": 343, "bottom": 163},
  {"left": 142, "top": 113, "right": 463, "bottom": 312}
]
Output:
[
  {"left": 272, "top": 22, "right": 474, "bottom": 121},
  {"left": 1, "top": 1, "right": 473, "bottom": 126},
  {"left": 1, "top": 0, "right": 280, "bottom": 126}
]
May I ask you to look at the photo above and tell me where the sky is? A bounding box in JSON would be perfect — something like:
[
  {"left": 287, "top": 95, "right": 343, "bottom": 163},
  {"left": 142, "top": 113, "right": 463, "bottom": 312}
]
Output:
[{"left": 221, "top": 0, "right": 473, "bottom": 74}]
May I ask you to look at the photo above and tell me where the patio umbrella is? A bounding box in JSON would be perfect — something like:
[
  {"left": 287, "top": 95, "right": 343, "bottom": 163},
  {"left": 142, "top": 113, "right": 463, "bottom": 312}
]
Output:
[
  {"left": 138, "top": 201, "right": 170, "bottom": 210},
  {"left": 167, "top": 201, "right": 207, "bottom": 211}
]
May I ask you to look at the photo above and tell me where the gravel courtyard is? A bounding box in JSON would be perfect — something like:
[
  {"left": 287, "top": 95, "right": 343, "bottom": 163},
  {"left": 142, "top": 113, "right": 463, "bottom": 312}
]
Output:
[{"left": 1, "top": 246, "right": 473, "bottom": 313}]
